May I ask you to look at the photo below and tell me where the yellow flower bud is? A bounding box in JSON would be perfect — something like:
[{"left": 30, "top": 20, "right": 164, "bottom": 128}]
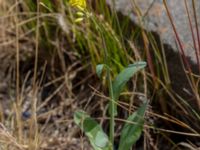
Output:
[
  {"left": 69, "top": 0, "right": 86, "bottom": 11},
  {"left": 76, "top": 11, "right": 84, "bottom": 17},
  {"left": 75, "top": 17, "right": 84, "bottom": 23}
]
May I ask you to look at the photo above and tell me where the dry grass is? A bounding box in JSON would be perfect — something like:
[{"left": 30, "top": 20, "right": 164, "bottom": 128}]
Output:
[{"left": 0, "top": 1, "right": 95, "bottom": 149}]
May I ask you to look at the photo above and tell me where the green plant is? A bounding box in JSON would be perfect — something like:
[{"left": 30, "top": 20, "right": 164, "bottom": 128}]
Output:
[
  {"left": 74, "top": 62, "right": 147, "bottom": 150},
  {"left": 70, "top": 1, "right": 147, "bottom": 149}
]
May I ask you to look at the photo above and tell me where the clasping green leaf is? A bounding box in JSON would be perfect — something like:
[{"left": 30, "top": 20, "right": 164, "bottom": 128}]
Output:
[{"left": 111, "top": 61, "right": 146, "bottom": 116}]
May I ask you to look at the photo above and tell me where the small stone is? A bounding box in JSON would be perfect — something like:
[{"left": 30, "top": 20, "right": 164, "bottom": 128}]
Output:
[{"left": 22, "top": 111, "right": 31, "bottom": 119}]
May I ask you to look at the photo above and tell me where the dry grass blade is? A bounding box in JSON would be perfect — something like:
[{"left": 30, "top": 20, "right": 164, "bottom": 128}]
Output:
[
  {"left": 173, "top": 142, "right": 200, "bottom": 150},
  {"left": 163, "top": 0, "right": 191, "bottom": 71},
  {"left": 0, "top": 123, "right": 28, "bottom": 150}
]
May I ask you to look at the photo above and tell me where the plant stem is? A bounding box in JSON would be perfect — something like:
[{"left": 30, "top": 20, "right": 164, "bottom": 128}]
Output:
[
  {"left": 101, "top": 35, "right": 115, "bottom": 145},
  {"left": 91, "top": 15, "right": 115, "bottom": 145},
  {"left": 107, "top": 67, "right": 115, "bottom": 145}
]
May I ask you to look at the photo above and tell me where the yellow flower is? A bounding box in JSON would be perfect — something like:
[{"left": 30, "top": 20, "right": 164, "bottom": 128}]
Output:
[{"left": 69, "top": 0, "right": 86, "bottom": 11}]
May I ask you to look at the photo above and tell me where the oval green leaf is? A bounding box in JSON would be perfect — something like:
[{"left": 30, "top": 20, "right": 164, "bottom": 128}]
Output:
[{"left": 96, "top": 64, "right": 105, "bottom": 78}]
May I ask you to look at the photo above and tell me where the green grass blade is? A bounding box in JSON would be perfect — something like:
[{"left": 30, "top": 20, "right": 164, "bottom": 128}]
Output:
[
  {"left": 111, "top": 61, "right": 146, "bottom": 115},
  {"left": 74, "top": 110, "right": 112, "bottom": 150},
  {"left": 40, "top": 0, "right": 54, "bottom": 12},
  {"left": 118, "top": 102, "right": 148, "bottom": 150}
]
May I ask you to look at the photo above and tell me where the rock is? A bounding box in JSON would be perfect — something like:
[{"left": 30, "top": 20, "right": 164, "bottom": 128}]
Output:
[{"left": 106, "top": 0, "right": 200, "bottom": 64}]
